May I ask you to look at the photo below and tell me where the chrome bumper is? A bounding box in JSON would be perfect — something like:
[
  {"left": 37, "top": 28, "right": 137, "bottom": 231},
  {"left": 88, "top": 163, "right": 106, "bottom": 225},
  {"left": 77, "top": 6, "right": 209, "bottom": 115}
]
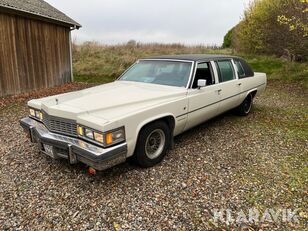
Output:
[{"left": 20, "top": 117, "right": 127, "bottom": 171}]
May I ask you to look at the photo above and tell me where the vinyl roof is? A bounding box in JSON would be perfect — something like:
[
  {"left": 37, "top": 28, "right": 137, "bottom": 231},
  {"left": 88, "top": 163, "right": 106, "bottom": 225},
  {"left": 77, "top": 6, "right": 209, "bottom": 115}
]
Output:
[
  {"left": 0, "top": 0, "right": 81, "bottom": 28},
  {"left": 144, "top": 54, "right": 238, "bottom": 62}
]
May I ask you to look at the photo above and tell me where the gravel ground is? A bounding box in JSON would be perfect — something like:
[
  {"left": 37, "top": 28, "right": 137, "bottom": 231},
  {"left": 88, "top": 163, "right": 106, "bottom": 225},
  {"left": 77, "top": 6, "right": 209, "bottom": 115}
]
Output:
[{"left": 0, "top": 82, "right": 307, "bottom": 230}]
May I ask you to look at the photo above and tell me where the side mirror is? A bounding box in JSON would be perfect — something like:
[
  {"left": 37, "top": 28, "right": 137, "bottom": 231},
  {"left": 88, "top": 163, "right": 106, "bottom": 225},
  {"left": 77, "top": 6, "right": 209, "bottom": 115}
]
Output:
[{"left": 197, "top": 79, "right": 207, "bottom": 89}]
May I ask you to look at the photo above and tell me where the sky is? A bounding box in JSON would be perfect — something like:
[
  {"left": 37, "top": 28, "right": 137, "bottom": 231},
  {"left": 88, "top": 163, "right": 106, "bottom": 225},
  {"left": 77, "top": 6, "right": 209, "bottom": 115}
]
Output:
[{"left": 46, "top": 0, "right": 251, "bottom": 46}]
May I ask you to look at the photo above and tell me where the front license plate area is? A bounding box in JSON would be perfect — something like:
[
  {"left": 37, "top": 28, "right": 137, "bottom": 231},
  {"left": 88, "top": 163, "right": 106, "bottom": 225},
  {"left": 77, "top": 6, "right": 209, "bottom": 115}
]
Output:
[{"left": 43, "top": 144, "right": 56, "bottom": 158}]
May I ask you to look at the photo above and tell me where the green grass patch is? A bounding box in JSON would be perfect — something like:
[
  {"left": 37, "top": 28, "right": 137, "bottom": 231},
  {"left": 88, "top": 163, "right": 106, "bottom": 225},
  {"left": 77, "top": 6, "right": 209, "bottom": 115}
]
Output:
[
  {"left": 74, "top": 75, "right": 117, "bottom": 84},
  {"left": 243, "top": 55, "right": 308, "bottom": 87},
  {"left": 252, "top": 104, "right": 308, "bottom": 141}
]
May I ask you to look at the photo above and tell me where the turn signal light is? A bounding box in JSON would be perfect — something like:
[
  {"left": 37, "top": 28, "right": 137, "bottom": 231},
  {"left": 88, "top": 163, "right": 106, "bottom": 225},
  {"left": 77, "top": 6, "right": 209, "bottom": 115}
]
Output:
[{"left": 105, "top": 133, "right": 113, "bottom": 145}]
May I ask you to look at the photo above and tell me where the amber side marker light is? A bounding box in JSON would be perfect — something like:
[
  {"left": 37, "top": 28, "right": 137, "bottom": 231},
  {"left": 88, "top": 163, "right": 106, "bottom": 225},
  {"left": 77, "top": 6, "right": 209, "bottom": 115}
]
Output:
[{"left": 105, "top": 133, "right": 113, "bottom": 145}]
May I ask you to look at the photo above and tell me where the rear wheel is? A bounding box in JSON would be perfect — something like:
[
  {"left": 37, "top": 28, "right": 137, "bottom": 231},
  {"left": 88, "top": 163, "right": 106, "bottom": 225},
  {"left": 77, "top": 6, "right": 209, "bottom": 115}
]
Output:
[
  {"left": 134, "top": 121, "right": 171, "bottom": 168},
  {"left": 236, "top": 93, "right": 253, "bottom": 116}
]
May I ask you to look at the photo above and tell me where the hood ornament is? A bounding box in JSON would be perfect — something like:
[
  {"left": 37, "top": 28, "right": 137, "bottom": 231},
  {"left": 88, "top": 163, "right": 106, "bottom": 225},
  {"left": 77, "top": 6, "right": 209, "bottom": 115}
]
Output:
[{"left": 55, "top": 98, "right": 59, "bottom": 105}]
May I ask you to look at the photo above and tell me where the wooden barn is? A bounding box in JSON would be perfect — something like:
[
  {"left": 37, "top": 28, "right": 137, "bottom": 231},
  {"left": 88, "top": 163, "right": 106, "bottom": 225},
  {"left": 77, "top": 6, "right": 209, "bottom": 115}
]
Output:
[{"left": 0, "top": 0, "right": 81, "bottom": 97}]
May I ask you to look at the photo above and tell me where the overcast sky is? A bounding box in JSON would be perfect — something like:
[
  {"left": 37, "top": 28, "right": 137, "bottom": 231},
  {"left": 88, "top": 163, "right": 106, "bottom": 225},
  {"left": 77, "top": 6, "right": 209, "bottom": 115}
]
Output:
[{"left": 46, "top": 0, "right": 251, "bottom": 45}]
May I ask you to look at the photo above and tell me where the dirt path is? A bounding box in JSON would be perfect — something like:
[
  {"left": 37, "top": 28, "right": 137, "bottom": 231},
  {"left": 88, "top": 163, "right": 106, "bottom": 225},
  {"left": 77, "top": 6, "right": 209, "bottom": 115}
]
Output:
[{"left": 0, "top": 82, "right": 307, "bottom": 230}]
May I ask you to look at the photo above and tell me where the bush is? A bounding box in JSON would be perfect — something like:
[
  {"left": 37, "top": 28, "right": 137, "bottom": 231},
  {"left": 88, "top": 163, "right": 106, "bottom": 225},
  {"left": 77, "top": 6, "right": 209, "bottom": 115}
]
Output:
[
  {"left": 232, "top": 0, "right": 307, "bottom": 61},
  {"left": 222, "top": 27, "right": 234, "bottom": 48}
]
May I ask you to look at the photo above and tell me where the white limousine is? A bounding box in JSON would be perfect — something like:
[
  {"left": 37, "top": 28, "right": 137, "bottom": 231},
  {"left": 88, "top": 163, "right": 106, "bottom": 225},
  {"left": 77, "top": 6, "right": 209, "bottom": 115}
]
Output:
[{"left": 20, "top": 54, "right": 267, "bottom": 171}]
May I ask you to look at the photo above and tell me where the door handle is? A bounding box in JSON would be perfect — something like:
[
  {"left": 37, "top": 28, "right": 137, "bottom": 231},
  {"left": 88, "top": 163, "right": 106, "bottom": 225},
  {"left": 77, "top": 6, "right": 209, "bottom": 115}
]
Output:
[
  {"left": 237, "top": 83, "right": 242, "bottom": 86},
  {"left": 216, "top": 89, "right": 222, "bottom": 94}
]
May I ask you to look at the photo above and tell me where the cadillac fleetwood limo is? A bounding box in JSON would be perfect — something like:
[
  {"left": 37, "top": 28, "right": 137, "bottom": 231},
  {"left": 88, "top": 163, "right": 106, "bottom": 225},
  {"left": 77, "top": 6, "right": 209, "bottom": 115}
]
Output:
[{"left": 20, "top": 54, "right": 267, "bottom": 171}]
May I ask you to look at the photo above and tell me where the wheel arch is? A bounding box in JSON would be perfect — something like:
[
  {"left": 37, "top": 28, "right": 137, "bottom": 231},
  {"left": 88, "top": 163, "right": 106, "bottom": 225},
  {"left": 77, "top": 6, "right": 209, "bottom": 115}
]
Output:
[
  {"left": 245, "top": 89, "right": 258, "bottom": 99},
  {"left": 132, "top": 114, "right": 176, "bottom": 154}
]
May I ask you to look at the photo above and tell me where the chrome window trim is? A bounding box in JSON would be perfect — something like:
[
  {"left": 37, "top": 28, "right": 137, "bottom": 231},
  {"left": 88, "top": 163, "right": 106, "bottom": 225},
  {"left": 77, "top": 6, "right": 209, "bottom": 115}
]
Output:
[
  {"left": 232, "top": 58, "right": 245, "bottom": 79},
  {"left": 139, "top": 58, "right": 194, "bottom": 63},
  {"left": 210, "top": 61, "right": 220, "bottom": 84}
]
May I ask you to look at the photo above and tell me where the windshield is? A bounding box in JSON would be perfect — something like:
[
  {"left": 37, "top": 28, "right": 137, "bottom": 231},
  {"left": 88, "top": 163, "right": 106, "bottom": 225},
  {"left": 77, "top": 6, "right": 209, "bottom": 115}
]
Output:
[{"left": 118, "top": 60, "right": 192, "bottom": 87}]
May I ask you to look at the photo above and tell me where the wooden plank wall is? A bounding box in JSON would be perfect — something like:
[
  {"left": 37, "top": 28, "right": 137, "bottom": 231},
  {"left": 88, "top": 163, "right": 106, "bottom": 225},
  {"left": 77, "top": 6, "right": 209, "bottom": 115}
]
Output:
[{"left": 0, "top": 12, "right": 71, "bottom": 97}]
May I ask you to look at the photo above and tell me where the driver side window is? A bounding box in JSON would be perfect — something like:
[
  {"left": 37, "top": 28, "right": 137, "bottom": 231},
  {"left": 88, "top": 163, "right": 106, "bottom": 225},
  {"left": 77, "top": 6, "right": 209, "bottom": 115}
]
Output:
[{"left": 192, "top": 62, "right": 214, "bottom": 89}]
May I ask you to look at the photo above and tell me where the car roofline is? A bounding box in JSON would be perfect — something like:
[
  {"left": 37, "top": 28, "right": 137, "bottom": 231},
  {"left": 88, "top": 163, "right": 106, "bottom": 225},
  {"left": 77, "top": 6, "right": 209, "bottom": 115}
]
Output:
[{"left": 141, "top": 54, "right": 240, "bottom": 62}]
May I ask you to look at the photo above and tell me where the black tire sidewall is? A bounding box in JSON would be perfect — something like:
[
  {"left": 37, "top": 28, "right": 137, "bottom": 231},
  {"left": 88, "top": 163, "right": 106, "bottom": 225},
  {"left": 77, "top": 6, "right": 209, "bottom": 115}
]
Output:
[
  {"left": 135, "top": 121, "right": 171, "bottom": 168},
  {"left": 237, "top": 93, "right": 253, "bottom": 116}
]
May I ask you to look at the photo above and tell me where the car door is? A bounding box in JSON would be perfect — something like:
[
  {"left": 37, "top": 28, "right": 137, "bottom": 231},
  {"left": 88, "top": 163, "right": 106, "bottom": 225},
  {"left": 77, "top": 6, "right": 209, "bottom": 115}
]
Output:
[
  {"left": 214, "top": 59, "right": 242, "bottom": 114},
  {"left": 184, "top": 62, "right": 222, "bottom": 131},
  {"left": 233, "top": 58, "right": 257, "bottom": 102}
]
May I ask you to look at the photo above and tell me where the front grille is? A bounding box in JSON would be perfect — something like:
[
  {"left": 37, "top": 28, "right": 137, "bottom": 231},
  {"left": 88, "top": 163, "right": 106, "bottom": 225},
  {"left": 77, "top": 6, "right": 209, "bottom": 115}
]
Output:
[{"left": 42, "top": 111, "right": 77, "bottom": 137}]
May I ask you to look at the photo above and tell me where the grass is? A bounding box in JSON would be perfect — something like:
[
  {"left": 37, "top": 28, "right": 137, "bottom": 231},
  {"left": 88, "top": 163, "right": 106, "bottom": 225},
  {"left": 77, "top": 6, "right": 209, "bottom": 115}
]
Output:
[
  {"left": 242, "top": 55, "right": 308, "bottom": 87},
  {"left": 72, "top": 43, "right": 308, "bottom": 88},
  {"left": 72, "top": 43, "right": 222, "bottom": 84}
]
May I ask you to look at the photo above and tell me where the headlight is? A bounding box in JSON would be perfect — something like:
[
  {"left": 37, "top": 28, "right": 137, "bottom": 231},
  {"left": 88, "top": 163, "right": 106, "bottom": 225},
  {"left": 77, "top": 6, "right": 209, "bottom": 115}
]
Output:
[
  {"left": 29, "top": 108, "right": 43, "bottom": 120},
  {"left": 93, "top": 132, "right": 104, "bottom": 143},
  {"left": 29, "top": 108, "right": 35, "bottom": 117},
  {"left": 77, "top": 125, "right": 125, "bottom": 147},
  {"left": 84, "top": 128, "right": 94, "bottom": 139}
]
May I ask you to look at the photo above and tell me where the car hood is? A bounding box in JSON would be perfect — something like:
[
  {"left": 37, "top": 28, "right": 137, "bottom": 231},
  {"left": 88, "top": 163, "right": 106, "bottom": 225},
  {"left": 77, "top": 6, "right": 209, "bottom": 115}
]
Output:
[{"left": 28, "top": 81, "right": 187, "bottom": 124}]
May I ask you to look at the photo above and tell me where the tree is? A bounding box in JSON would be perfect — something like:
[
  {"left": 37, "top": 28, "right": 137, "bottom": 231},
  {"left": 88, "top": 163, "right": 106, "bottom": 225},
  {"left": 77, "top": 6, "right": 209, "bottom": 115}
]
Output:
[
  {"left": 126, "top": 40, "right": 137, "bottom": 47},
  {"left": 232, "top": 0, "right": 307, "bottom": 60},
  {"left": 222, "top": 27, "right": 234, "bottom": 48},
  {"left": 277, "top": 0, "right": 308, "bottom": 37}
]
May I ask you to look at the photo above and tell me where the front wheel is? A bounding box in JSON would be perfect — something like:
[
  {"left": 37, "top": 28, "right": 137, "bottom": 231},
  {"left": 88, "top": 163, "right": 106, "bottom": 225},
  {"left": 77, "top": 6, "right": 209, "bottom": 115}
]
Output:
[
  {"left": 134, "top": 121, "right": 171, "bottom": 168},
  {"left": 235, "top": 93, "right": 253, "bottom": 116}
]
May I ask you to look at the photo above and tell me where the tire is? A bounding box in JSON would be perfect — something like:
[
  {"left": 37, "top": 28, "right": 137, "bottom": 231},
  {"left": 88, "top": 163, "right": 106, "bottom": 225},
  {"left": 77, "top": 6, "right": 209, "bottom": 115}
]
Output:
[
  {"left": 236, "top": 93, "right": 253, "bottom": 116},
  {"left": 134, "top": 121, "right": 171, "bottom": 168}
]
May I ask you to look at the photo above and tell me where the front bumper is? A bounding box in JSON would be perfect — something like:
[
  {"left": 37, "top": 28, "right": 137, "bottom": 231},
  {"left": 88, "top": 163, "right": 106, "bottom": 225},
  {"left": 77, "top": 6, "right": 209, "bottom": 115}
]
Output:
[{"left": 20, "top": 117, "right": 127, "bottom": 171}]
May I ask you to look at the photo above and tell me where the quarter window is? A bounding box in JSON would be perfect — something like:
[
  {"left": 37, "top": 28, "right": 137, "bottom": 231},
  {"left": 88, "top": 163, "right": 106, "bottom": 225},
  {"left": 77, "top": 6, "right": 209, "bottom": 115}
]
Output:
[
  {"left": 234, "top": 60, "right": 246, "bottom": 78},
  {"left": 216, "top": 60, "right": 235, "bottom": 82},
  {"left": 233, "top": 58, "right": 254, "bottom": 78}
]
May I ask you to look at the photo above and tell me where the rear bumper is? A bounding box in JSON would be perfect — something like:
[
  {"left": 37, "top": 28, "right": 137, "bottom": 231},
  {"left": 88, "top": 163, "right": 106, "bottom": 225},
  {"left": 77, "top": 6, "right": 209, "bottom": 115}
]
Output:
[{"left": 20, "top": 117, "right": 127, "bottom": 171}]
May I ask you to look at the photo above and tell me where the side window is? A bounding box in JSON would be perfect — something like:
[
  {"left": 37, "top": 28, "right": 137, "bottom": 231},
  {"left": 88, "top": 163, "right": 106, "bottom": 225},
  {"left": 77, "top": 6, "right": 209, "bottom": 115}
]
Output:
[
  {"left": 192, "top": 62, "right": 214, "bottom": 88},
  {"left": 216, "top": 60, "right": 235, "bottom": 83},
  {"left": 234, "top": 60, "right": 246, "bottom": 78},
  {"left": 237, "top": 59, "right": 254, "bottom": 77}
]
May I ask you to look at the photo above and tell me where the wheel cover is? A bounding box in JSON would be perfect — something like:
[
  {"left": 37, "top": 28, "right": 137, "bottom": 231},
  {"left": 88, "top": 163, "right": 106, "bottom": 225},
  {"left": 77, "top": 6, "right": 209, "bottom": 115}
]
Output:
[{"left": 145, "top": 129, "right": 166, "bottom": 159}]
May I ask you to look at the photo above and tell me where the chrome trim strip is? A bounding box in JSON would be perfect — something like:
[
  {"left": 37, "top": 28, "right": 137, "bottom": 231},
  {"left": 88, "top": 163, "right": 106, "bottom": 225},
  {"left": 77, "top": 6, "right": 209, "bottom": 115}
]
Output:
[
  {"left": 177, "top": 83, "right": 266, "bottom": 118},
  {"left": 139, "top": 58, "right": 194, "bottom": 63}
]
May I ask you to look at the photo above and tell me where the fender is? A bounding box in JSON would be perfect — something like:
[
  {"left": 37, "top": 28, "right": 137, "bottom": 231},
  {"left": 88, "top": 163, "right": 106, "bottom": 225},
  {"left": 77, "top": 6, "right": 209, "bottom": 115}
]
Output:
[
  {"left": 245, "top": 88, "right": 258, "bottom": 98},
  {"left": 130, "top": 113, "right": 176, "bottom": 155}
]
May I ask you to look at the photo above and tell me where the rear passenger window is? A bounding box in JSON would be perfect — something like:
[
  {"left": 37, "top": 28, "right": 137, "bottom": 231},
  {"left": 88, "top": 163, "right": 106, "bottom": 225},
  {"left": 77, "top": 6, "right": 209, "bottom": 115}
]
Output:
[{"left": 216, "top": 60, "right": 235, "bottom": 82}]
